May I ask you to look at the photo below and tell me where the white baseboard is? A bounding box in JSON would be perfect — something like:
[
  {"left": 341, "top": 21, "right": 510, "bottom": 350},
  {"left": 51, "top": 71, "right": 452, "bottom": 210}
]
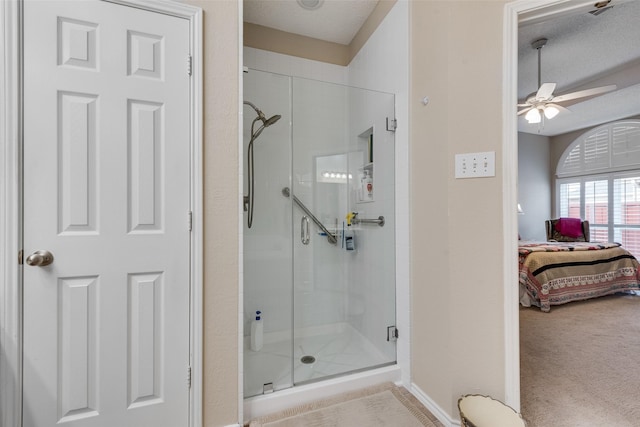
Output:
[
  {"left": 225, "top": 424, "right": 241, "bottom": 427},
  {"left": 410, "top": 383, "right": 460, "bottom": 427}
]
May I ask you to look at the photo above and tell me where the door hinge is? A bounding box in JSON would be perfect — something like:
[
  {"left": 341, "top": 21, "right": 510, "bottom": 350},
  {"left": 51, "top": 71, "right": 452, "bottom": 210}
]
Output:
[
  {"left": 387, "top": 325, "right": 398, "bottom": 342},
  {"left": 188, "top": 211, "right": 193, "bottom": 231},
  {"left": 386, "top": 117, "right": 397, "bottom": 132},
  {"left": 18, "top": 249, "right": 23, "bottom": 265},
  {"left": 187, "top": 366, "right": 192, "bottom": 389},
  {"left": 187, "top": 55, "right": 193, "bottom": 76}
]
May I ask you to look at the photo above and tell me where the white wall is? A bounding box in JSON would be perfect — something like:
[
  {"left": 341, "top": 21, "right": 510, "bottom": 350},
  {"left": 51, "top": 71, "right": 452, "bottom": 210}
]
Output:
[
  {"left": 346, "top": 0, "right": 410, "bottom": 384},
  {"left": 342, "top": 87, "right": 397, "bottom": 362},
  {"left": 518, "top": 132, "right": 551, "bottom": 241}
]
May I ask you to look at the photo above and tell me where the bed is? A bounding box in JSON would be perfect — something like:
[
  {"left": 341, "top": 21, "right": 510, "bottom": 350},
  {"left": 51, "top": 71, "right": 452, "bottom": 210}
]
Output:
[{"left": 518, "top": 241, "right": 640, "bottom": 312}]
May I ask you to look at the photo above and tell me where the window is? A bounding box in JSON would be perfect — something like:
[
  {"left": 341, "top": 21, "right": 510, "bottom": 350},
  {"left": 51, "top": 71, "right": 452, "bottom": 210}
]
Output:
[
  {"left": 556, "top": 121, "right": 640, "bottom": 257},
  {"left": 586, "top": 179, "right": 609, "bottom": 241},
  {"left": 613, "top": 176, "right": 640, "bottom": 255}
]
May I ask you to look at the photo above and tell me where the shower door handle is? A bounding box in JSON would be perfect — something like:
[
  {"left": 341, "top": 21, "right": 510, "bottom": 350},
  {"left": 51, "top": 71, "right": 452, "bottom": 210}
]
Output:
[{"left": 301, "top": 216, "right": 310, "bottom": 245}]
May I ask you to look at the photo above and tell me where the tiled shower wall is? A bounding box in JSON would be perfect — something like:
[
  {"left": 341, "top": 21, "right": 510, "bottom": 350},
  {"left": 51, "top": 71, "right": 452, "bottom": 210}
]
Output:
[{"left": 243, "top": 0, "right": 409, "bottom": 383}]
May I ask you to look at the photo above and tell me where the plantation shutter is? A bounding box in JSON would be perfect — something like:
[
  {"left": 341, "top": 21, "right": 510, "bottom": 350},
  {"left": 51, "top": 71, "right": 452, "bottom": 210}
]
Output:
[
  {"left": 613, "top": 176, "right": 640, "bottom": 255},
  {"left": 558, "top": 181, "right": 581, "bottom": 218},
  {"left": 612, "top": 123, "right": 640, "bottom": 168},
  {"left": 555, "top": 121, "right": 640, "bottom": 257},
  {"left": 585, "top": 179, "right": 608, "bottom": 241},
  {"left": 583, "top": 129, "right": 609, "bottom": 171},
  {"left": 557, "top": 120, "right": 640, "bottom": 178}
]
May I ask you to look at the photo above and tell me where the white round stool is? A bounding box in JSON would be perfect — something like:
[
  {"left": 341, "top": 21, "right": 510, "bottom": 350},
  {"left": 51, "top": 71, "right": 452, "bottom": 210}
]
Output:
[{"left": 458, "top": 394, "right": 527, "bottom": 427}]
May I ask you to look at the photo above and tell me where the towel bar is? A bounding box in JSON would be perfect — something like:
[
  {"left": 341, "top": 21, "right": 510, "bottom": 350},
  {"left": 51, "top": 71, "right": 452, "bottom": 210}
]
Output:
[{"left": 351, "top": 215, "right": 385, "bottom": 227}]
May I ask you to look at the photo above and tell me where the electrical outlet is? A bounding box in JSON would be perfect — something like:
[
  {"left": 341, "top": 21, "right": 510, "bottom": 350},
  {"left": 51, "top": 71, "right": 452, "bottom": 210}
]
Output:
[{"left": 455, "top": 151, "right": 496, "bottom": 178}]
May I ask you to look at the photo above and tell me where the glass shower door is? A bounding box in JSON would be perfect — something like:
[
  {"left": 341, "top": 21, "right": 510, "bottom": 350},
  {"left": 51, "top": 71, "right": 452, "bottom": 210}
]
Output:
[
  {"left": 243, "top": 69, "right": 293, "bottom": 398},
  {"left": 291, "top": 78, "right": 396, "bottom": 385},
  {"left": 243, "top": 70, "right": 396, "bottom": 398}
]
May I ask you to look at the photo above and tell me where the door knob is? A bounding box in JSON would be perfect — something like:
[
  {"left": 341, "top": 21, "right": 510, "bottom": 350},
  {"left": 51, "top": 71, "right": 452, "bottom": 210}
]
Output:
[{"left": 25, "top": 250, "right": 54, "bottom": 267}]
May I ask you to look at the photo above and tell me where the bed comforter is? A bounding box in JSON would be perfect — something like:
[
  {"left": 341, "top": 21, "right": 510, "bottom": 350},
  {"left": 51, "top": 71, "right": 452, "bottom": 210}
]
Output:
[{"left": 518, "top": 241, "right": 640, "bottom": 312}]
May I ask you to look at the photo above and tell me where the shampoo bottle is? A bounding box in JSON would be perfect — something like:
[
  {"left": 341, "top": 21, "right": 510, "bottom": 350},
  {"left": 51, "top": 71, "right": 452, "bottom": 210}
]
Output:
[
  {"left": 359, "top": 171, "right": 368, "bottom": 201},
  {"left": 364, "top": 171, "right": 373, "bottom": 200},
  {"left": 250, "top": 310, "right": 263, "bottom": 351}
]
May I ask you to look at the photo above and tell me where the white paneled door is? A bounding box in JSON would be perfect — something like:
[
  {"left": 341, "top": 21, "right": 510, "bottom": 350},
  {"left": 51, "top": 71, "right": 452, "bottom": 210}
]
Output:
[{"left": 23, "top": 1, "right": 191, "bottom": 426}]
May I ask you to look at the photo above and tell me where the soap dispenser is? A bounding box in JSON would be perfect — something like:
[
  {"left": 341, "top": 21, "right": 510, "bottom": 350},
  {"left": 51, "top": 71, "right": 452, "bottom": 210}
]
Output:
[{"left": 250, "top": 310, "right": 263, "bottom": 351}]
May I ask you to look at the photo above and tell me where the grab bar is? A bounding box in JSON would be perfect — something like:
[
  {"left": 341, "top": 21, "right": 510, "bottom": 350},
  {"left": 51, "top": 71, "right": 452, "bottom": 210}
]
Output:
[
  {"left": 301, "top": 216, "right": 310, "bottom": 245},
  {"left": 282, "top": 187, "right": 338, "bottom": 245},
  {"left": 351, "top": 214, "right": 385, "bottom": 227}
]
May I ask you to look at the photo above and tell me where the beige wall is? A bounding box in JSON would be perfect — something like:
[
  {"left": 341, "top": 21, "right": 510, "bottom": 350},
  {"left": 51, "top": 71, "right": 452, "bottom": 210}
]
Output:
[
  {"left": 192, "top": 0, "right": 514, "bottom": 424},
  {"left": 186, "top": 1, "right": 240, "bottom": 426},
  {"left": 409, "top": 0, "right": 508, "bottom": 417},
  {"left": 244, "top": 1, "right": 397, "bottom": 66},
  {"left": 244, "top": 22, "right": 350, "bottom": 65}
]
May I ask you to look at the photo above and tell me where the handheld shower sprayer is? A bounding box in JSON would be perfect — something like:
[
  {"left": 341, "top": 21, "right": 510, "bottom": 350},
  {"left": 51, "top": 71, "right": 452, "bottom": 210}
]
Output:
[
  {"left": 244, "top": 101, "right": 282, "bottom": 228},
  {"left": 264, "top": 114, "right": 282, "bottom": 127},
  {"left": 244, "top": 101, "right": 281, "bottom": 128}
]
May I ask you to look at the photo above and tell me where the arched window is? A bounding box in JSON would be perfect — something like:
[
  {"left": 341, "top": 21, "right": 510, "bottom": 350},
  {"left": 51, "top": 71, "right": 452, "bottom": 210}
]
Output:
[{"left": 556, "top": 120, "right": 640, "bottom": 255}]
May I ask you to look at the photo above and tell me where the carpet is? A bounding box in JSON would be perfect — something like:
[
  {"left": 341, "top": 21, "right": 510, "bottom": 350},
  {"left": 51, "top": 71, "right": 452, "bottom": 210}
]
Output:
[
  {"left": 520, "top": 293, "right": 640, "bottom": 427},
  {"left": 248, "top": 382, "right": 440, "bottom": 427}
]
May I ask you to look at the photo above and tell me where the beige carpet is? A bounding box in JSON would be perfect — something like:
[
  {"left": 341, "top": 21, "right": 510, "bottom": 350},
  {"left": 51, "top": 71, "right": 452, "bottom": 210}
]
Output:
[
  {"left": 248, "top": 382, "right": 441, "bottom": 427},
  {"left": 520, "top": 293, "right": 640, "bottom": 427}
]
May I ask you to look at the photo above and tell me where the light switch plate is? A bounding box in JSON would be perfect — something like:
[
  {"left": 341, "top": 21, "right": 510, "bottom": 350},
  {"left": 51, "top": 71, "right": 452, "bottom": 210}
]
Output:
[{"left": 455, "top": 151, "right": 496, "bottom": 178}]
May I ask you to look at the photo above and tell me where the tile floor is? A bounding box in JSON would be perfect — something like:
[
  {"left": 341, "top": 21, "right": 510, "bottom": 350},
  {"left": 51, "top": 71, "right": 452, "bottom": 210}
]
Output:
[
  {"left": 244, "top": 323, "right": 391, "bottom": 398},
  {"left": 243, "top": 385, "right": 444, "bottom": 427}
]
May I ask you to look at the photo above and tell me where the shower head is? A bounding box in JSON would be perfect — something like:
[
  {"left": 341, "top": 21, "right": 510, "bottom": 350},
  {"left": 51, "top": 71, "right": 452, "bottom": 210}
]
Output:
[
  {"left": 244, "top": 101, "right": 281, "bottom": 127},
  {"left": 264, "top": 115, "right": 281, "bottom": 127},
  {"left": 243, "top": 102, "right": 282, "bottom": 229}
]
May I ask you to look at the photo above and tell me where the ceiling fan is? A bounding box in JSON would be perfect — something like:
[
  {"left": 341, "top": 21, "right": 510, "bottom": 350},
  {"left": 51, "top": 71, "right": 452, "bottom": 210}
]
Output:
[{"left": 518, "top": 37, "right": 617, "bottom": 124}]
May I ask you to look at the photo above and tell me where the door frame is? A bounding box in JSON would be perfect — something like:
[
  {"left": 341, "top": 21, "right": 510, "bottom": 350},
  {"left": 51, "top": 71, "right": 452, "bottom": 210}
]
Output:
[
  {"left": 502, "top": 0, "right": 627, "bottom": 411},
  {"left": 0, "top": 1, "right": 203, "bottom": 426}
]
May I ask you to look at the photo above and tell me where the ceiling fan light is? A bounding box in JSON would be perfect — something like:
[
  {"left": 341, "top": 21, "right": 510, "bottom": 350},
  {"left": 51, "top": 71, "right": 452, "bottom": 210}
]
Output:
[
  {"left": 525, "top": 108, "right": 541, "bottom": 124},
  {"left": 544, "top": 105, "right": 559, "bottom": 119}
]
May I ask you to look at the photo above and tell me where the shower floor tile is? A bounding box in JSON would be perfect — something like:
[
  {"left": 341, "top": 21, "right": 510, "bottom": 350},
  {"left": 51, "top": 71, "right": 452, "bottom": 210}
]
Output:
[{"left": 244, "top": 323, "right": 391, "bottom": 398}]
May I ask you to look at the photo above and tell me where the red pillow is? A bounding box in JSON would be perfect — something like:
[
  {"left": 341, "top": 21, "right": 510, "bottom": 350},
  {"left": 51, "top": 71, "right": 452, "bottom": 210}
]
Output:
[{"left": 555, "top": 217, "right": 583, "bottom": 238}]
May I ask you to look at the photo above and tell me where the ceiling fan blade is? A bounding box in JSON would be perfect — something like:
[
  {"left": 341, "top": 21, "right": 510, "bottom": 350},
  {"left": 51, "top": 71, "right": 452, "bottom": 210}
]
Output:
[
  {"left": 552, "top": 84, "right": 617, "bottom": 103},
  {"left": 517, "top": 106, "right": 533, "bottom": 116},
  {"left": 536, "top": 82, "right": 556, "bottom": 100},
  {"left": 517, "top": 103, "right": 530, "bottom": 107},
  {"left": 546, "top": 103, "right": 570, "bottom": 113}
]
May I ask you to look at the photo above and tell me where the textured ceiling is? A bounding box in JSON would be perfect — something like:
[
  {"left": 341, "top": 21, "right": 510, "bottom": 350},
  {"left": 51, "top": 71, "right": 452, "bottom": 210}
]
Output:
[
  {"left": 243, "top": 0, "right": 378, "bottom": 45},
  {"left": 518, "top": 0, "right": 640, "bottom": 136},
  {"left": 243, "top": 0, "right": 640, "bottom": 138}
]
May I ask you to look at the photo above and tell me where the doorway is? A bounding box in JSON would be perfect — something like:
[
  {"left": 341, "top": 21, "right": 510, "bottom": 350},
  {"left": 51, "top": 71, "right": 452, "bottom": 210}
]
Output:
[{"left": 503, "top": 0, "right": 628, "bottom": 413}]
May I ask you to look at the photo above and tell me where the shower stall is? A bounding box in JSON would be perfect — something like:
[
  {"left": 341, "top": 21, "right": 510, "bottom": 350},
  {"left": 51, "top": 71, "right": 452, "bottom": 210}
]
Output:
[{"left": 243, "top": 69, "right": 396, "bottom": 398}]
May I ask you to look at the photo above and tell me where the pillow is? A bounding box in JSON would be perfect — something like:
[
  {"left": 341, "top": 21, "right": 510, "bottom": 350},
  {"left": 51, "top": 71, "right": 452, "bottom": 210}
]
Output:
[{"left": 555, "top": 217, "right": 583, "bottom": 238}]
